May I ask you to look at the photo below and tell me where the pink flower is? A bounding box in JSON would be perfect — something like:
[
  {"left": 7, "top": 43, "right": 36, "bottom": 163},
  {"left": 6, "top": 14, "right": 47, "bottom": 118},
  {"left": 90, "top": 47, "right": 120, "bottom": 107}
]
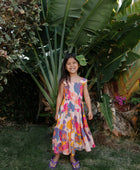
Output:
[{"left": 115, "top": 95, "right": 126, "bottom": 105}]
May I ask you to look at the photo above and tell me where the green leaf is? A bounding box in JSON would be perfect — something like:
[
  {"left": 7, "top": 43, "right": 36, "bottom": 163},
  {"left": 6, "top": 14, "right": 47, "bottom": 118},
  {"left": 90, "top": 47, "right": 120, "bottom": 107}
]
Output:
[
  {"left": 99, "top": 94, "right": 113, "bottom": 130},
  {"left": 118, "top": 0, "right": 132, "bottom": 13},
  {"left": 1, "top": 67, "right": 11, "bottom": 74},
  {"left": 58, "top": 0, "right": 72, "bottom": 80},
  {"left": 125, "top": 51, "right": 140, "bottom": 65},
  {"left": 76, "top": 54, "right": 87, "bottom": 66},
  {"left": 85, "top": 65, "right": 94, "bottom": 78},
  {"left": 115, "top": 0, "right": 140, "bottom": 21},
  {"left": 132, "top": 41, "right": 140, "bottom": 55},
  {"left": 32, "top": 46, "right": 54, "bottom": 97},
  {"left": 101, "top": 52, "right": 127, "bottom": 83},
  {"left": 0, "top": 16, "right": 4, "bottom": 24},
  {"left": 10, "top": 55, "right": 18, "bottom": 60},
  {"left": 4, "top": 33, "right": 11, "bottom": 41},
  {"left": 118, "top": 24, "right": 140, "bottom": 49},
  {"left": 0, "top": 86, "right": 4, "bottom": 92},
  {"left": 42, "top": 22, "right": 48, "bottom": 27},
  {"left": 47, "top": 0, "right": 85, "bottom": 26},
  {"left": 4, "top": 77, "right": 7, "bottom": 84},
  {"left": 66, "top": 0, "right": 116, "bottom": 50},
  {"left": 130, "top": 97, "right": 140, "bottom": 105},
  {"left": 0, "top": 76, "right": 3, "bottom": 81},
  {"left": 41, "top": 0, "right": 47, "bottom": 19}
]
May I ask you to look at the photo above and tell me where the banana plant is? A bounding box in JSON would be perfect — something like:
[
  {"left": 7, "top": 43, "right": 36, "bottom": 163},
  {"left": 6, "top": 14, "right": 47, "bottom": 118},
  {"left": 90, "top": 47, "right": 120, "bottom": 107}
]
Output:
[{"left": 81, "top": 0, "right": 140, "bottom": 84}]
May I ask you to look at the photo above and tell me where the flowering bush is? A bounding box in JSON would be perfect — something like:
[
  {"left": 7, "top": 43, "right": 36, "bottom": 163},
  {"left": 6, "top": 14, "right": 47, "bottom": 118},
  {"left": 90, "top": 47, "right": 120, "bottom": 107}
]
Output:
[
  {"left": 0, "top": 0, "right": 41, "bottom": 92},
  {"left": 115, "top": 96, "right": 126, "bottom": 105}
]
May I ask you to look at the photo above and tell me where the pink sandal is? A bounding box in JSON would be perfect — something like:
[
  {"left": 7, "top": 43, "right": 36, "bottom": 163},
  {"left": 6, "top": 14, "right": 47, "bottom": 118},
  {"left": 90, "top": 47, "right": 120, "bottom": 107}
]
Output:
[{"left": 49, "top": 156, "right": 58, "bottom": 169}]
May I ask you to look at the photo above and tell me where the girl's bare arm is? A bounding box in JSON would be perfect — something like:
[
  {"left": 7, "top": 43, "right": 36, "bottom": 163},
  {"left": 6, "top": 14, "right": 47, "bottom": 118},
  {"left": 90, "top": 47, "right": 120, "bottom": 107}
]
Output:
[
  {"left": 55, "top": 82, "right": 64, "bottom": 120},
  {"left": 83, "top": 82, "right": 93, "bottom": 120}
]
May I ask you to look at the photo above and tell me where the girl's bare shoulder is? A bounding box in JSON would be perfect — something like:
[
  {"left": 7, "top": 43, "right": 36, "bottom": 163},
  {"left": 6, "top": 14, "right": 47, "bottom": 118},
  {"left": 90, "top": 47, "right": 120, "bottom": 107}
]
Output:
[{"left": 60, "top": 79, "right": 67, "bottom": 86}]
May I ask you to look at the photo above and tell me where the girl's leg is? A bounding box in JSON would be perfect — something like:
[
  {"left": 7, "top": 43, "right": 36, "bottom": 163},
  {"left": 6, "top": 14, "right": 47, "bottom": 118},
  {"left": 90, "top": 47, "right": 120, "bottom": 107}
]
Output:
[
  {"left": 49, "top": 153, "right": 60, "bottom": 168},
  {"left": 70, "top": 153, "right": 80, "bottom": 169}
]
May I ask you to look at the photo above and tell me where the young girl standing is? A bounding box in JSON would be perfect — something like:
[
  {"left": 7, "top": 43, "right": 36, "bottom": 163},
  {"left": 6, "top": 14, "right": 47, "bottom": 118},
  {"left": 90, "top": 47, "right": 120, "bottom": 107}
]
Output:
[{"left": 49, "top": 53, "right": 95, "bottom": 169}]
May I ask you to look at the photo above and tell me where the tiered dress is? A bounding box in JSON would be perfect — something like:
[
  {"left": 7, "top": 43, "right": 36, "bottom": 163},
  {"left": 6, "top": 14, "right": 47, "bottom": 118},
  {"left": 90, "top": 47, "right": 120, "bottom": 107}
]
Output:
[{"left": 52, "top": 78, "right": 95, "bottom": 156}]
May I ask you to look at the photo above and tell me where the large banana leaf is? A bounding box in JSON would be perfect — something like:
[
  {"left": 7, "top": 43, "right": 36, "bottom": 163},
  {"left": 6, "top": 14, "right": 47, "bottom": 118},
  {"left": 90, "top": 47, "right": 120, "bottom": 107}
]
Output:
[
  {"left": 47, "top": 0, "right": 86, "bottom": 26},
  {"left": 100, "top": 51, "right": 127, "bottom": 83},
  {"left": 100, "top": 49, "right": 140, "bottom": 83},
  {"left": 117, "top": 24, "right": 140, "bottom": 49},
  {"left": 66, "top": 0, "right": 116, "bottom": 51}
]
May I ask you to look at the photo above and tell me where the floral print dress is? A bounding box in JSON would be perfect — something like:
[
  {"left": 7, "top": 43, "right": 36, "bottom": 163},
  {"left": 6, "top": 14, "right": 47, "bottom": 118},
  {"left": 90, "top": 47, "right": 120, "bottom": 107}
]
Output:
[{"left": 52, "top": 78, "right": 95, "bottom": 156}]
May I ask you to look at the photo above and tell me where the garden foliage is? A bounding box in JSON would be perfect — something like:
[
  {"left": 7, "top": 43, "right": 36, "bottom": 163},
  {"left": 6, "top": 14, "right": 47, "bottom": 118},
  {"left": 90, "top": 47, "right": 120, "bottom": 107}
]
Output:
[{"left": 0, "top": 0, "right": 140, "bottom": 129}]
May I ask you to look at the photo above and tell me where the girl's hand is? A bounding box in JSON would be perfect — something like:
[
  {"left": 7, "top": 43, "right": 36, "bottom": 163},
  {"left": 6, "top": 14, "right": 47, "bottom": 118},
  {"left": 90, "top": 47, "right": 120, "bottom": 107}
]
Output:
[
  {"left": 55, "top": 113, "right": 58, "bottom": 121},
  {"left": 88, "top": 112, "right": 93, "bottom": 120}
]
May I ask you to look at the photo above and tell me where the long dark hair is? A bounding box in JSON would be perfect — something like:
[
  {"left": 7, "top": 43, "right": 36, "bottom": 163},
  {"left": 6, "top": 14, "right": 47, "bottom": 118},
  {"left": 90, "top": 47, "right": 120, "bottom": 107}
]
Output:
[{"left": 59, "top": 53, "right": 80, "bottom": 85}]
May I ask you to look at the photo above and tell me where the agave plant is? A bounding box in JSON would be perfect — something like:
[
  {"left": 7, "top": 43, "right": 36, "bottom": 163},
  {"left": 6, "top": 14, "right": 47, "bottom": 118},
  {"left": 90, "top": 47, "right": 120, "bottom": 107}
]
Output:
[{"left": 19, "top": 24, "right": 62, "bottom": 113}]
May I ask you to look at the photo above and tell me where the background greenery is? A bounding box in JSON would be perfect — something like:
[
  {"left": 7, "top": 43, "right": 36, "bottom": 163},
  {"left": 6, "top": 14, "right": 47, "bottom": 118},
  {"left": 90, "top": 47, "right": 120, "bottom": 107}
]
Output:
[{"left": 0, "top": 0, "right": 140, "bottom": 135}]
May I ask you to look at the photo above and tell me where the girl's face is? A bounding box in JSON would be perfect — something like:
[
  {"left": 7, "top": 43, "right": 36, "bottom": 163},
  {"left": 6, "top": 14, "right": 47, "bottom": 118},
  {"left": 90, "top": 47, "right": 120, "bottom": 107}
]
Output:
[{"left": 65, "top": 57, "right": 79, "bottom": 75}]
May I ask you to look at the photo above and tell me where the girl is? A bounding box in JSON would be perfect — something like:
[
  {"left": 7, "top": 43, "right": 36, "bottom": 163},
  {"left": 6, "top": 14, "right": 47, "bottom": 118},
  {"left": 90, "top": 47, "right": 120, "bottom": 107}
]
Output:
[{"left": 49, "top": 53, "right": 95, "bottom": 169}]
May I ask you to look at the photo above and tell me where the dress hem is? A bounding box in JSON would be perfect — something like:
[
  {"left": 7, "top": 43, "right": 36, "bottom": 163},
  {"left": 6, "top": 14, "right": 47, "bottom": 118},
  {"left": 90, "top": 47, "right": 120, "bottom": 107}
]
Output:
[{"left": 53, "top": 144, "right": 96, "bottom": 156}]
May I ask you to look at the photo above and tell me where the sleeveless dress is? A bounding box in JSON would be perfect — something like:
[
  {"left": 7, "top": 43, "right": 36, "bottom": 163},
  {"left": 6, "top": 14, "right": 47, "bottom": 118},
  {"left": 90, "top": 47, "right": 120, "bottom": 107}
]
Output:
[{"left": 52, "top": 78, "right": 95, "bottom": 156}]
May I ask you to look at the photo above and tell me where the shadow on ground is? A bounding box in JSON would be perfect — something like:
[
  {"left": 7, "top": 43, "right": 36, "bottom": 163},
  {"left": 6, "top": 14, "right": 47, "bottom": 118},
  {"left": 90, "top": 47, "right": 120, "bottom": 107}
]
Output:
[{"left": 0, "top": 125, "right": 140, "bottom": 170}]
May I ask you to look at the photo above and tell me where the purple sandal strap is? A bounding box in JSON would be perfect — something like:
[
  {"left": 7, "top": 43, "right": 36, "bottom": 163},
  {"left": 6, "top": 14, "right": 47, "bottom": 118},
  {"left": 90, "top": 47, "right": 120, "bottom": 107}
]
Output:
[
  {"left": 71, "top": 160, "right": 79, "bottom": 166},
  {"left": 51, "top": 158, "right": 58, "bottom": 165},
  {"left": 49, "top": 156, "right": 58, "bottom": 169}
]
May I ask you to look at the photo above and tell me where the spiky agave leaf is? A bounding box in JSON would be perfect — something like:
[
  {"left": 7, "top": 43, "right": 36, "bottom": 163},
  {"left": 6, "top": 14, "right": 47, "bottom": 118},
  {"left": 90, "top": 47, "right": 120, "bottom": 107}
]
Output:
[
  {"left": 99, "top": 94, "right": 114, "bottom": 130},
  {"left": 19, "top": 57, "right": 55, "bottom": 110}
]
